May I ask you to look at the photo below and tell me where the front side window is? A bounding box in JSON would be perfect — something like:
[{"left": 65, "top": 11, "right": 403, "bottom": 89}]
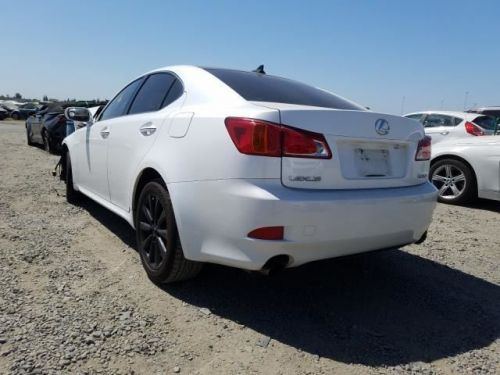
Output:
[
  {"left": 99, "top": 78, "right": 144, "bottom": 121},
  {"left": 422, "top": 114, "right": 456, "bottom": 128},
  {"left": 128, "top": 73, "right": 177, "bottom": 115}
]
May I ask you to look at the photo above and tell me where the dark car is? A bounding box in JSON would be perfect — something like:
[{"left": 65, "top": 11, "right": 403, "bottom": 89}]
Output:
[
  {"left": 0, "top": 106, "right": 9, "bottom": 120},
  {"left": 26, "top": 104, "right": 66, "bottom": 153},
  {"left": 11, "top": 103, "right": 39, "bottom": 120}
]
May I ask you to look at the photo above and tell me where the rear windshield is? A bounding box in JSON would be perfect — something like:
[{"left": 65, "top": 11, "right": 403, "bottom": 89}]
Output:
[
  {"left": 473, "top": 115, "right": 497, "bottom": 130},
  {"left": 204, "top": 68, "right": 365, "bottom": 111}
]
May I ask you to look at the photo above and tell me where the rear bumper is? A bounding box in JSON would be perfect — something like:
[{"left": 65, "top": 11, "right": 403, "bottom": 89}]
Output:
[{"left": 168, "top": 179, "right": 438, "bottom": 270}]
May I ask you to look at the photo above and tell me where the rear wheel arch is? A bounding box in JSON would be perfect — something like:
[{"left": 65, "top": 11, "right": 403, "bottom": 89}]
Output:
[{"left": 132, "top": 168, "right": 166, "bottom": 220}]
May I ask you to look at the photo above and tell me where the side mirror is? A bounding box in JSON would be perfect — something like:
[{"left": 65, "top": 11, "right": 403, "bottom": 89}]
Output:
[{"left": 65, "top": 107, "right": 91, "bottom": 122}]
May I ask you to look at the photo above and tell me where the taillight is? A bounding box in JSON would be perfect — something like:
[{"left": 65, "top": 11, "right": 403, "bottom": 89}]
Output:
[
  {"left": 224, "top": 117, "right": 331, "bottom": 159},
  {"left": 224, "top": 118, "right": 281, "bottom": 156},
  {"left": 282, "top": 126, "right": 331, "bottom": 158},
  {"left": 415, "top": 136, "right": 431, "bottom": 161},
  {"left": 465, "top": 121, "right": 484, "bottom": 136}
]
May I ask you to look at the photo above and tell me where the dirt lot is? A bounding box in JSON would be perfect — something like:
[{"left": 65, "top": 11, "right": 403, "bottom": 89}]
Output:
[{"left": 0, "top": 120, "right": 498, "bottom": 375}]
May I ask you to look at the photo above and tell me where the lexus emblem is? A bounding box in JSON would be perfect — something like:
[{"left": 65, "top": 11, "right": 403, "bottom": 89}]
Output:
[{"left": 375, "top": 119, "right": 390, "bottom": 135}]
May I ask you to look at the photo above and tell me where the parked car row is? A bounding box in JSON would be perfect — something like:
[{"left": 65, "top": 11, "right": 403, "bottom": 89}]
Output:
[
  {"left": 1, "top": 102, "right": 40, "bottom": 120},
  {"left": 25, "top": 65, "right": 499, "bottom": 284}
]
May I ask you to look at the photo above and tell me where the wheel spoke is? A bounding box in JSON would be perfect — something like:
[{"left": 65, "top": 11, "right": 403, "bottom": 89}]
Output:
[
  {"left": 157, "top": 229, "right": 167, "bottom": 239},
  {"left": 453, "top": 174, "right": 465, "bottom": 183},
  {"left": 154, "top": 239, "right": 163, "bottom": 264},
  {"left": 142, "top": 233, "right": 154, "bottom": 252},
  {"left": 157, "top": 209, "right": 166, "bottom": 225},
  {"left": 157, "top": 236, "right": 167, "bottom": 255},
  {"left": 450, "top": 184, "right": 461, "bottom": 196},
  {"left": 153, "top": 197, "right": 161, "bottom": 224},
  {"left": 439, "top": 184, "right": 449, "bottom": 195},
  {"left": 148, "top": 194, "right": 155, "bottom": 219},
  {"left": 445, "top": 165, "right": 452, "bottom": 178},
  {"left": 139, "top": 221, "right": 152, "bottom": 232},
  {"left": 432, "top": 174, "right": 447, "bottom": 182},
  {"left": 142, "top": 205, "right": 153, "bottom": 224}
]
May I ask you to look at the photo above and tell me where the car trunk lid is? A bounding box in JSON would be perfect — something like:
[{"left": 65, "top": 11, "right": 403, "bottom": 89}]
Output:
[{"left": 252, "top": 102, "right": 428, "bottom": 190}]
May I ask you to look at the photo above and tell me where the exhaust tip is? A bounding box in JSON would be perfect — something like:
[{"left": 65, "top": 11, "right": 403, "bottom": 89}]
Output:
[{"left": 260, "top": 255, "right": 291, "bottom": 276}]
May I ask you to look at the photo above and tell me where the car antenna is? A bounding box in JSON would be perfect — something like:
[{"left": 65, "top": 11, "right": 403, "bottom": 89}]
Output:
[{"left": 252, "top": 65, "right": 266, "bottom": 74}]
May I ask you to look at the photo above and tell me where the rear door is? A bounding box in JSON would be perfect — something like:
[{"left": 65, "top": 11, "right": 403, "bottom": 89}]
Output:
[
  {"left": 422, "top": 113, "right": 457, "bottom": 143},
  {"left": 106, "top": 73, "right": 185, "bottom": 211}
]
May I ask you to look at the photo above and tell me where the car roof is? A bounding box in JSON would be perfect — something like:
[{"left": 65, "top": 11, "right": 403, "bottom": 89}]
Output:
[
  {"left": 470, "top": 106, "right": 500, "bottom": 111},
  {"left": 404, "top": 110, "right": 488, "bottom": 119}
]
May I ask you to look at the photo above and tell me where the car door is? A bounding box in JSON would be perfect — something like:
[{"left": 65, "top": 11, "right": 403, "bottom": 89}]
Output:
[
  {"left": 422, "top": 113, "right": 455, "bottom": 144},
  {"left": 106, "top": 73, "right": 185, "bottom": 211},
  {"left": 75, "top": 77, "right": 145, "bottom": 200}
]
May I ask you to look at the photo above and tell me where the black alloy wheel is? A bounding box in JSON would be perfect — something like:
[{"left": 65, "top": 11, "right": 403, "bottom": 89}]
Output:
[{"left": 136, "top": 180, "right": 202, "bottom": 284}]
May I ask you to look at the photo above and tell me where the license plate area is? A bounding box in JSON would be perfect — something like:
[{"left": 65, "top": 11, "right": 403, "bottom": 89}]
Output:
[{"left": 354, "top": 148, "right": 391, "bottom": 177}]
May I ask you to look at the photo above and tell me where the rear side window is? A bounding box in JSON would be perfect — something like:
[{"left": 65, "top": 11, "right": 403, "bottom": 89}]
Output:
[
  {"left": 162, "top": 79, "right": 183, "bottom": 107},
  {"left": 473, "top": 116, "right": 497, "bottom": 130},
  {"left": 100, "top": 78, "right": 144, "bottom": 121},
  {"left": 204, "top": 68, "right": 365, "bottom": 110},
  {"left": 422, "top": 114, "right": 456, "bottom": 128},
  {"left": 129, "top": 73, "right": 178, "bottom": 115}
]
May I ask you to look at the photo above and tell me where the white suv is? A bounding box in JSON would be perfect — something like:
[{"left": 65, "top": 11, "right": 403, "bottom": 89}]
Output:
[{"left": 62, "top": 66, "right": 437, "bottom": 283}]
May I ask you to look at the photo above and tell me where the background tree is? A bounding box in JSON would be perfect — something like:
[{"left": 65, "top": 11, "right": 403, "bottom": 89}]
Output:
[{"left": 14, "top": 93, "right": 22, "bottom": 99}]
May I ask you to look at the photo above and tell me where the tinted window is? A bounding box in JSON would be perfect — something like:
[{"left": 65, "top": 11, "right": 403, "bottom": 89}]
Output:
[
  {"left": 204, "top": 68, "right": 364, "bottom": 110},
  {"left": 100, "top": 78, "right": 144, "bottom": 121},
  {"left": 422, "top": 114, "right": 456, "bottom": 128},
  {"left": 473, "top": 116, "right": 497, "bottom": 130},
  {"left": 453, "top": 117, "right": 463, "bottom": 126},
  {"left": 129, "top": 73, "right": 176, "bottom": 115},
  {"left": 405, "top": 114, "right": 424, "bottom": 122},
  {"left": 162, "top": 79, "right": 183, "bottom": 108}
]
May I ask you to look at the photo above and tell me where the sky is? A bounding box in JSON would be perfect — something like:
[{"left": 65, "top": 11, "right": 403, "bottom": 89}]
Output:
[{"left": 1, "top": 0, "right": 499, "bottom": 115}]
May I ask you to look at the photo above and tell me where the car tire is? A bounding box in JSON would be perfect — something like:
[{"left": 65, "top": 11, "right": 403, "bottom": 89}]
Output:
[
  {"left": 430, "top": 158, "right": 476, "bottom": 204},
  {"left": 42, "top": 130, "right": 55, "bottom": 154},
  {"left": 135, "top": 180, "right": 203, "bottom": 284},
  {"left": 11, "top": 112, "right": 19, "bottom": 120},
  {"left": 26, "top": 127, "right": 34, "bottom": 146},
  {"left": 65, "top": 152, "right": 82, "bottom": 204}
]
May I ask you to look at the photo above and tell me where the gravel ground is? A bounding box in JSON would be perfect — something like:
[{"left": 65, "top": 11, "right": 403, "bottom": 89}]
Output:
[{"left": 0, "top": 120, "right": 498, "bottom": 375}]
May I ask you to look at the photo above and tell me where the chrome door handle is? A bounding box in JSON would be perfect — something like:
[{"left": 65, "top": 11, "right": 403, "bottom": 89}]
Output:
[
  {"left": 440, "top": 131, "right": 449, "bottom": 135},
  {"left": 140, "top": 122, "right": 157, "bottom": 136},
  {"left": 100, "top": 127, "right": 110, "bottom": 138}
]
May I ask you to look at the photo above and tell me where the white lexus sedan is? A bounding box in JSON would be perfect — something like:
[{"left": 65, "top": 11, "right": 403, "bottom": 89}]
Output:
[
  {"left": 430, "top": 136, "right": 500, "bottom": 203},
  {"left": 62, "top": 65, "right": 437, "bottom": 283}
]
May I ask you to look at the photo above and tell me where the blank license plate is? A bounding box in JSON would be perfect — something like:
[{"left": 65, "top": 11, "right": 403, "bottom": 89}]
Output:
[{"left": 354, "top": 148, "right": 391, "bottom": 177}]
